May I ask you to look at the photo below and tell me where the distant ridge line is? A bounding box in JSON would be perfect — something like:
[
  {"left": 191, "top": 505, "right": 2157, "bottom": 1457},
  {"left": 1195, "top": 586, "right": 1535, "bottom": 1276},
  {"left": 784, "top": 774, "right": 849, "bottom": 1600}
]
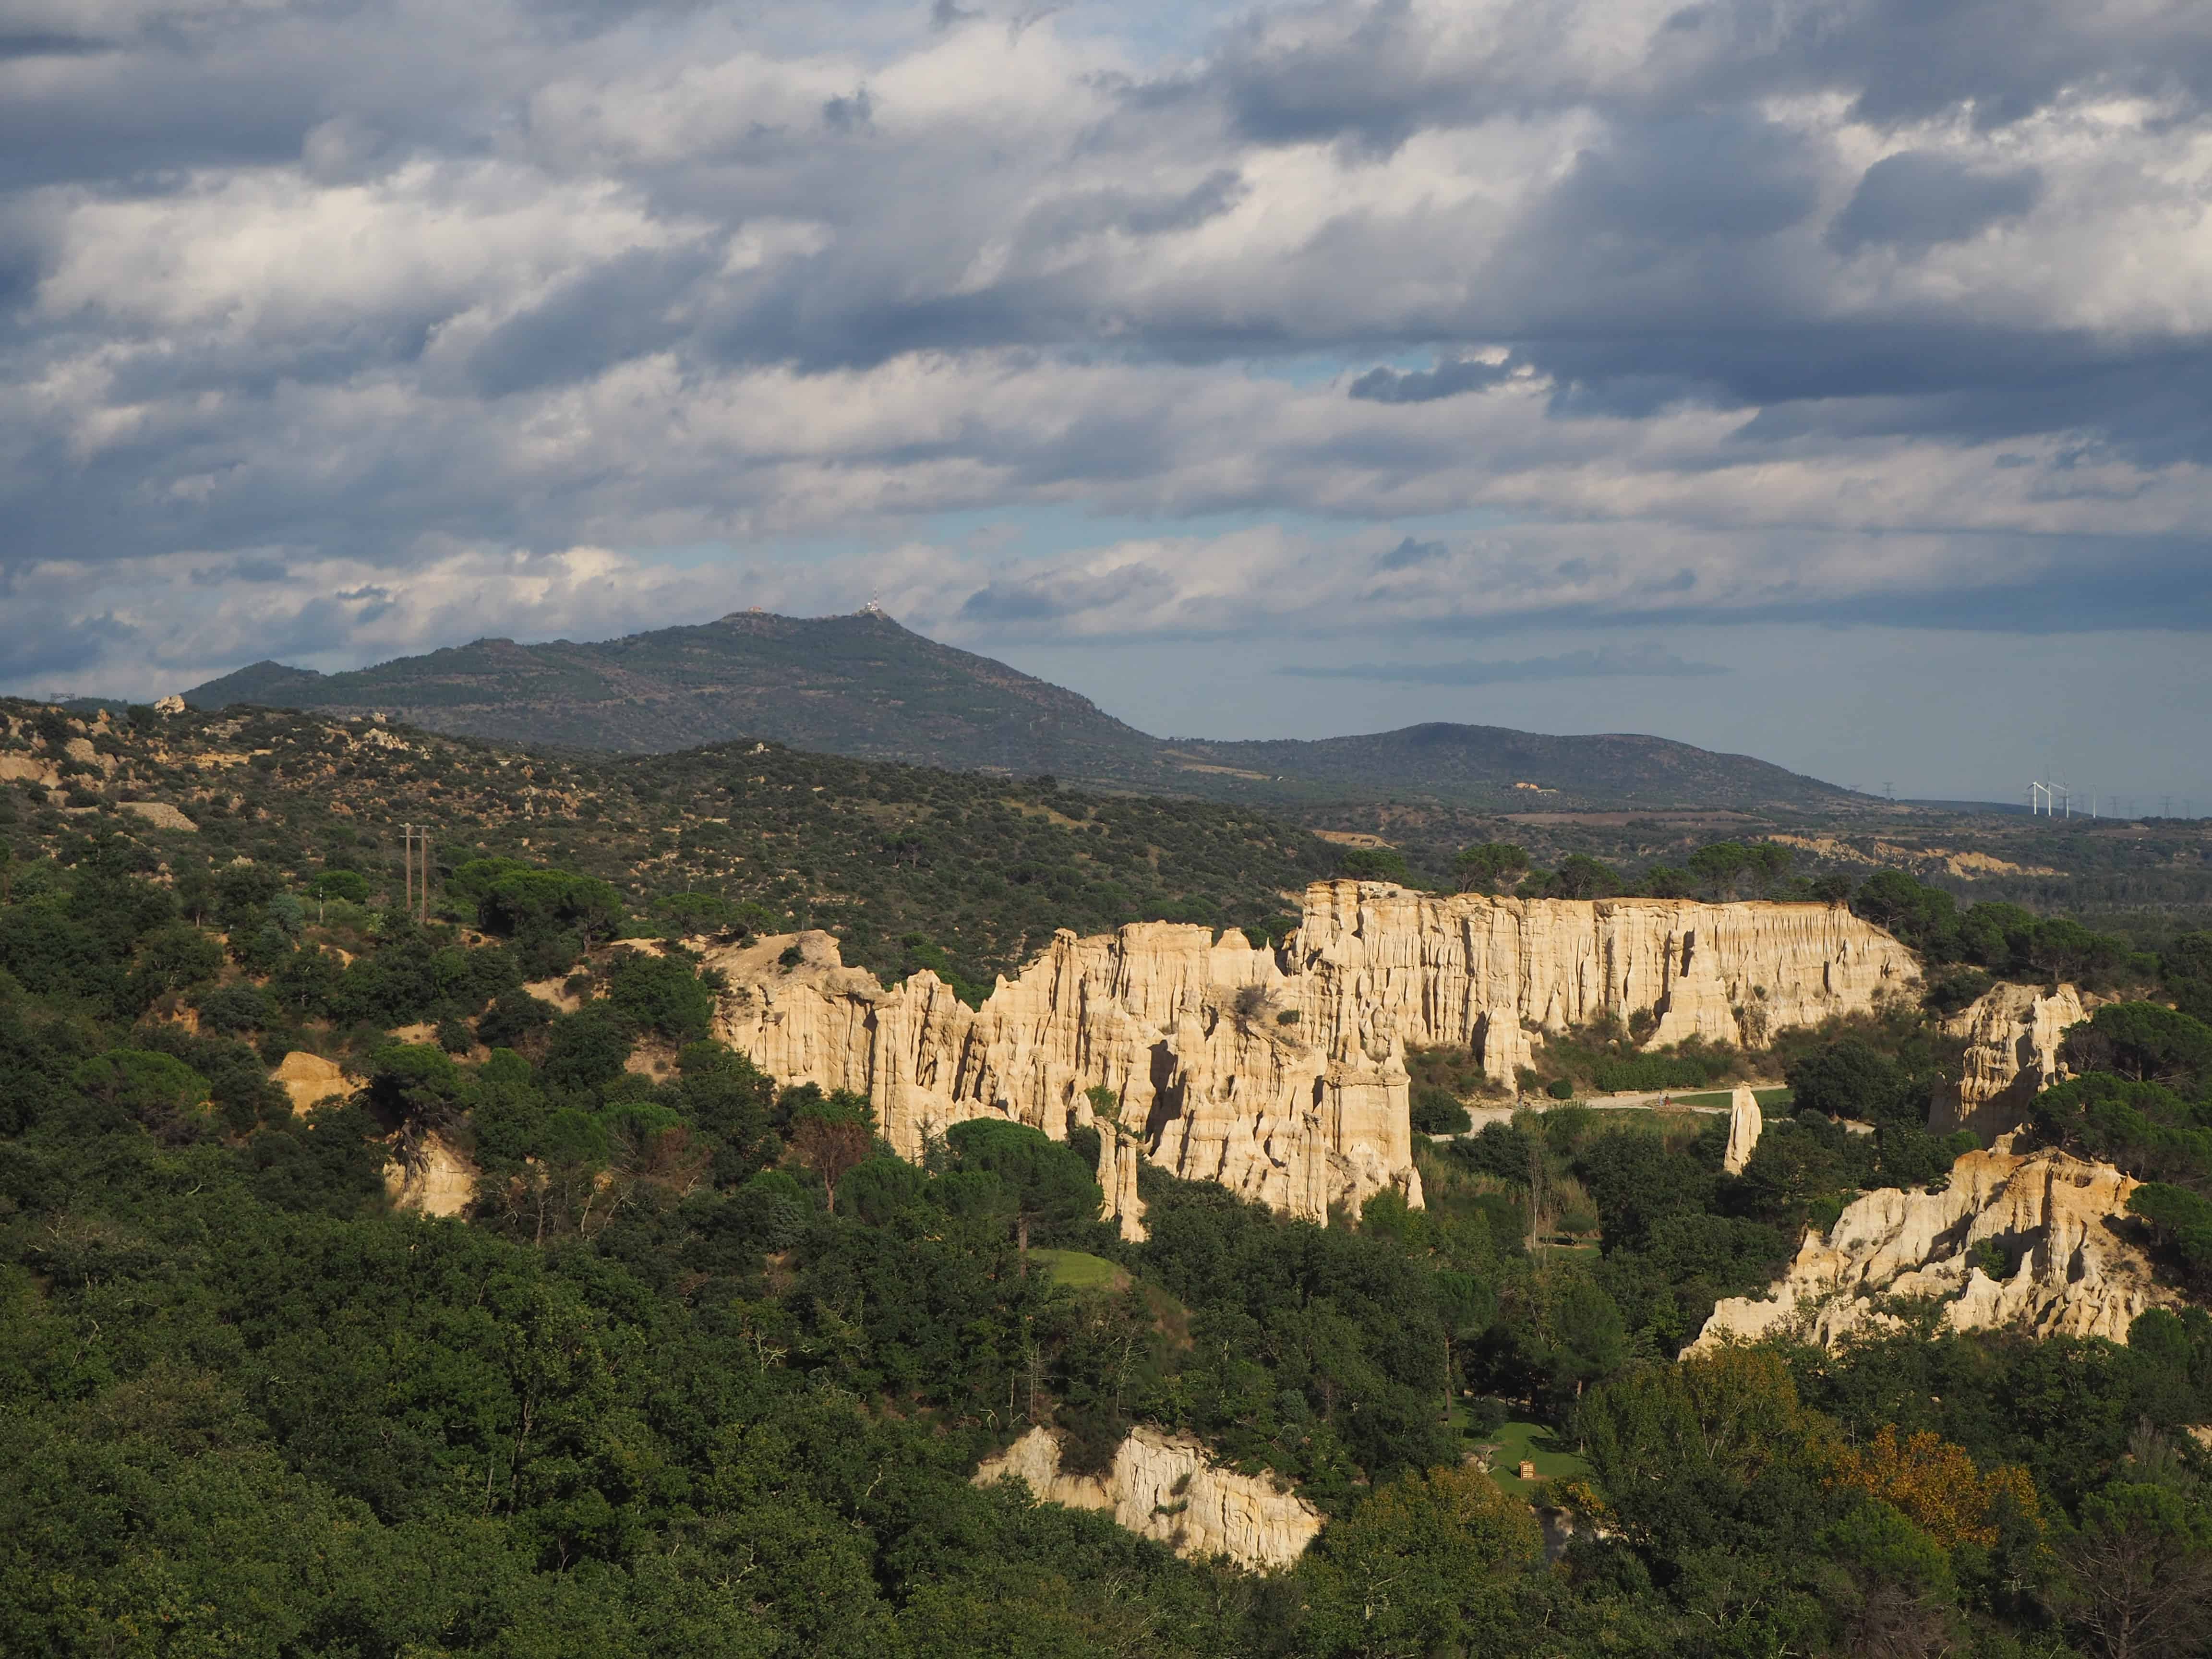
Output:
[{"left": 181, "top": 608, "right": 1857, "bottom": 813}]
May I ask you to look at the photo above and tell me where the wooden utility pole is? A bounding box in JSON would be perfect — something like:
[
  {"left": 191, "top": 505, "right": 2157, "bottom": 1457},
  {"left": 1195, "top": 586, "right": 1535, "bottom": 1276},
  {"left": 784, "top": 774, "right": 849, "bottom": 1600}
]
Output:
[{"left": 402, "top": 823, "right": 412, "bottom": 916}]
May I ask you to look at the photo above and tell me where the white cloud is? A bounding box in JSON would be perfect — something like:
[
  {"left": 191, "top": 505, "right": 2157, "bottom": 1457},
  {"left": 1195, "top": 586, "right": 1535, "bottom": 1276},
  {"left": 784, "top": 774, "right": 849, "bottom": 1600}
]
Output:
[{"left": 0, "top": 0, "right": 2208, "bottom": 708}]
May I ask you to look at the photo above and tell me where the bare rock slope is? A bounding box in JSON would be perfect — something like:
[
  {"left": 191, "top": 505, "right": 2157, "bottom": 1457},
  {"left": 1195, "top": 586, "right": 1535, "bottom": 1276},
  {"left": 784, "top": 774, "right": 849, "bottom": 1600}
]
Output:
[
  {"left": 1693, "top": 1144, "right": 2179, "bottom": 1352},
  {"left": 706, "top": 883, "right": 1914, "bottom": 1233},
  {"left": 975, "top": 1425, "right": 1322, "bottom": 1570}
]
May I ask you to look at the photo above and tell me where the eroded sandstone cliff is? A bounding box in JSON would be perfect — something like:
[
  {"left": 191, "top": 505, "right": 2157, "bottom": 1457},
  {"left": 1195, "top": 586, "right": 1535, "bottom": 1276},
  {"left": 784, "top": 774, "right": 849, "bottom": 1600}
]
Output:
[
  {"left": 1929, "top": 982, "right": 2085, "bottom": 1142},
  {"left": 1692, "top": 1143, "right": 2178, "bottom": 1352},
  {"left": 704, "top": 883, "right": 1915, "bottom": 1229},
  {"left": 974, "top": 1424, "right": 1323, "bottom": 1570}
]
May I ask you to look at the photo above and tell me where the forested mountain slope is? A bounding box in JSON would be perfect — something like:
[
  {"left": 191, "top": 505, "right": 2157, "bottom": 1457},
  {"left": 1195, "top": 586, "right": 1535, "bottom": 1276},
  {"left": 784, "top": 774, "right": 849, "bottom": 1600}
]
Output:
[
  {"left": 184, "top": 608, "right": 1858, "bottom": 811},
  {"left": 5, "top": 695, "right": 2212, "bottom": 1657}
]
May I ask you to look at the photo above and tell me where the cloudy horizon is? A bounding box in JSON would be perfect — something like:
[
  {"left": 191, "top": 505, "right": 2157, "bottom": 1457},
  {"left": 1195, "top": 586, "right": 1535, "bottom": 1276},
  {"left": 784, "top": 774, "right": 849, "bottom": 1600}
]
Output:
[{"left": 3, "top": 0, "right": 2210, "bottom": 801}]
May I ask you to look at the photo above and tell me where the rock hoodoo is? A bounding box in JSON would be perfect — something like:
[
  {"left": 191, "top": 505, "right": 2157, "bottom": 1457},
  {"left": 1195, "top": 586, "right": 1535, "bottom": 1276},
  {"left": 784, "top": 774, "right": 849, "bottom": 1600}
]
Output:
[
  {"left": 1722, "top": 1083, "right": 1764, "bottom": 1175},
  {"left": 1691, "top": 1143, "right": 2178, "bottom": 1352},
  {"left": 705, "top": 883, "right": 1914, "bottom": 1229},
  {"left": 975, "top": 1424, "right": 1323, "bottom": 1570},
  {"left": 1930, "top": 981, "right": 2085, "bottom": 1142}
]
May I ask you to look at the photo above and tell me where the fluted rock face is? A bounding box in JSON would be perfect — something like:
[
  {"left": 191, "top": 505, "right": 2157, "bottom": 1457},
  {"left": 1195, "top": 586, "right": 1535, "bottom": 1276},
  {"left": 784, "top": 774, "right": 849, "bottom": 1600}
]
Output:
[
  {"left": 1291, "top": 884, "right": 1915, "bottom": 1060},
  {"left": 705, "top": 883, "right": 1913, "bottom": 1227},
  {"left": 1931, "top": 982, "right": 2085, "bottom": 1142},
  {"left": 705, "top": 923, "right": 1367, "bottom": 1229},
  {"left": 1691, "top": 1144, "right": 2178, "bottom": 1352},
  {"left": 975, "top": 1425, "right": 1323, "bottom": 1570}
]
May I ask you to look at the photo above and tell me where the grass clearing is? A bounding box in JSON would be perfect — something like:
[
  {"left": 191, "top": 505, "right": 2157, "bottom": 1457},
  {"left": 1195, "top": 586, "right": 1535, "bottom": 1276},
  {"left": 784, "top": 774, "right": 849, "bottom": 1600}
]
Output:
[
  {"left": 1030, "top": 1248, "right": 1127, "bottom": 1292},
  {"left": 1479, "top": 1420, "right": 1589, "bottom": 1495},
  {"left": 1671, "top": 1086, "right": 1794, "bottom": 1109}
]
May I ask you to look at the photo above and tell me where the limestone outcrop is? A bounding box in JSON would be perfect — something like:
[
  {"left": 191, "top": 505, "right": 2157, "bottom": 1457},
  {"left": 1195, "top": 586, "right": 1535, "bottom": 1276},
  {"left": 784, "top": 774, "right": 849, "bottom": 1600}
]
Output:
[
  {"left": 1930, "top": 982, "right": 2085, "bottom": 1142},
  {"left": 975, "top": 1424, "right": 1322, "bottom": 1570},
  {"left": 704, "top": 884, "right": 1914, "bottom": 1228},
  {"left": 1691, "top": 1143, "right": 2179, "bottom": 1352},
  {"left": 1723, "top": 1084, "right": 1764, "bottom": 1175}
]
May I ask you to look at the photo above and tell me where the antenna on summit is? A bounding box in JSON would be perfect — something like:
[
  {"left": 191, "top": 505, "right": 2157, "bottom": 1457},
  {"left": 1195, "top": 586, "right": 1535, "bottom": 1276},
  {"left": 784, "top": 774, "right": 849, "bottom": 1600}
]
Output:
[{"left": 861, "top": 590, "right": 882, "bottom": 614}]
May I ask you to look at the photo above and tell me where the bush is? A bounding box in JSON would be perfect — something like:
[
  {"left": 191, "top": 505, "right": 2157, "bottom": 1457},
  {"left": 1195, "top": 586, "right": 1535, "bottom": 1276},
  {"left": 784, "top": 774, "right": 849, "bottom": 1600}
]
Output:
[
  {"left": 308, "top": 869, "right": 371, "bottom": 903},
  {"left": 478, "top": 991, "right": 557, "bottom": 1049},
  {"left": 1546, "top": 1078, "right": 1574, "bottom": 1100},
  {"left": 195, "top": 982, "right": 268, "bottom": 1035},
  {"left": 1786, "top": 1038, "right": 1917, "bottom": 1125},
  {"left": 605, "top": 950, "right": 716, "bottom": 1045},
  {"left": 1588, "top": 1051, "right": 1733, "bottom": 1093},
  {"left": 1411, "top": 1083, "right": 1472, "bottom": 1136},
  {"left": 730, "top": 1169, "right": 811, "bottom": 1248}
]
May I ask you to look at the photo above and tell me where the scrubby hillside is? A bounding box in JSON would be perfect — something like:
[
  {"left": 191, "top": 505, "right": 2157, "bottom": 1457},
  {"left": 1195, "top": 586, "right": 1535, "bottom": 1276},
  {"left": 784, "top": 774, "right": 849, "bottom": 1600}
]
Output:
[
  {"left": 5, "top": 695, "right": 2212, "bottom": 1658},
  {"left": 0, "top": 696, "right": 1326, "bottom": 995}
]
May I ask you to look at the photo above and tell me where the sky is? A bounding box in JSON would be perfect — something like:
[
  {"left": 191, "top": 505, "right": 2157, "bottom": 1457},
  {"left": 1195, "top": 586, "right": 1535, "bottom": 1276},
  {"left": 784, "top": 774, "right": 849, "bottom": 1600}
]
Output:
[{"left": 2, "top": 0, "right": 2210, "bottom": 805}]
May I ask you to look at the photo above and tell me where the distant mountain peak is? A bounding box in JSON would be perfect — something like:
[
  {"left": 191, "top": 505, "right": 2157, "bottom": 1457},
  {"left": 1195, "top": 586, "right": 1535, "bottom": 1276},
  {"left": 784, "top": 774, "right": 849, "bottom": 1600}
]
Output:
[{"left": 180, "top": 609, "right": 1851, "bottom": 809}]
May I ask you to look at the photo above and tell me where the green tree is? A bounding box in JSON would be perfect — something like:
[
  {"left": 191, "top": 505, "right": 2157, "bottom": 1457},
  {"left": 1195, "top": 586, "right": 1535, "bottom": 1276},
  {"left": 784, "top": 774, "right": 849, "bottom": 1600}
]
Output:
[
  {"left": 1298, "top": 1462, "right": 1538, "bottom": 1659},
  {"left": 948, "top": 1118, "right": 1103, "bottom": 1253},
  {"left": 2063, "top": 1003, "right": 2212, "bottom": 1094},
  {"left": 649, "top": 890, "right": 732, "bottom": 935},
  {"left": 1545, "top": 854, "right": 1620, "bottom": 900},
  {"left": 604, "top": 950, "right": 716, "bottom": 1045},
  {"left": 1453, "top": 842, "right": 1530, "bottom": 895},
  {"left": 1544, "top": 1274, "right": 1627, "bottom": 1397},
  {"left": 1688, "top": 841, "right": 1751, "bottom": 900},
  {"left": 1410, "top": 1082, "right": 1471, "bottom": 1136},
  {"left": 1743, "top": 842, "right": 1793, "bottom": 895},
  {"left": 71, "top": 1048, "right": 211, "bottom": 1142},
  {"left": 307, "top": 868, "right": 371, "bottom": 903},
  {"left": 1853, "top": 870, "right": 1959, "bottom": 955},
  {"left": 124, "top": 921, "right": 223, "bottom": 1008},
  {"left": 1339, "top": 847, "right": 1410, "bottom": 883},
  {"left": 2059, "top": 1479, "right": 2212, "bottom": 1659},
  {"left": 790, "top": 1090, "right": 875, "bottom": 1215},
  {"left": 1787, "top": 1038, "right": 1916, "bottom": 1126}
]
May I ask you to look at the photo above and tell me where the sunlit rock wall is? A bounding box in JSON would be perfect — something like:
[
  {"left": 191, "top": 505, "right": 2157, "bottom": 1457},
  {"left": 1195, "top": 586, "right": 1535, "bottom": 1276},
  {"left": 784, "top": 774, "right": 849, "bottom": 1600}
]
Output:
[{"left": 705, "top": 883, "right": 1916, "bottom": 1229}]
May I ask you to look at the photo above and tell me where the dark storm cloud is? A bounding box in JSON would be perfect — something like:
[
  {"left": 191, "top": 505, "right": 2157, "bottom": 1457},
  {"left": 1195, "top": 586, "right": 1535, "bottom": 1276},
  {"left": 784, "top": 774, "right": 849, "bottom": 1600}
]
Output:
[
  {"left": 0, "top": 33, "right": 116, "bottom": 59},
  {"left": 1719, "top": 0, "right": 2212, "bottom": 131},
  {"left": 1349, "top": 358, "right": 1510, "bottom": 404},
  {"left": 1829, "top": 152, "right": 2044, "bottom": 253},
  {"left": 465, "top": 245, "right": 719, "bottom": 397},
  {"left": 1548, "top": 112, "right": 1822, "bottom": 245},
  {"left": 1375, "top": 536, "right": 1447, "bottom": 568},
  {"left": 958, "top": 562, "right": 1166, "bottom": 624}
]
